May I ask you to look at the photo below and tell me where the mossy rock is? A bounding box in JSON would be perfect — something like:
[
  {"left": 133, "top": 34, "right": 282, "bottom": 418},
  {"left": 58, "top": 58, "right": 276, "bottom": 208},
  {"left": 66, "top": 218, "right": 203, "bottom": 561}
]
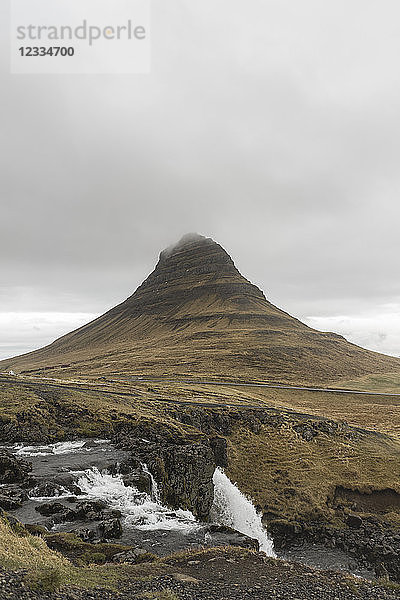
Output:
[
  {"left": 45, "top": 532, "right": 134, "bottom": 564},
  {"left": 25, "top": 523, "right": 48, "bottom": 537}
]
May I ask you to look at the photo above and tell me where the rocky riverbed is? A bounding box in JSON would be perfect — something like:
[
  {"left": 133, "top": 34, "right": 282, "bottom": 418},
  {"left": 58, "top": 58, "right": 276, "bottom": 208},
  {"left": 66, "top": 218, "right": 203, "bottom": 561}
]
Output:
[
  {"left": 0, "top": 438, "right": 399, "bottom": 599},
  {"left": 0, "top": 440, "right": 269, "bottom": 555}
]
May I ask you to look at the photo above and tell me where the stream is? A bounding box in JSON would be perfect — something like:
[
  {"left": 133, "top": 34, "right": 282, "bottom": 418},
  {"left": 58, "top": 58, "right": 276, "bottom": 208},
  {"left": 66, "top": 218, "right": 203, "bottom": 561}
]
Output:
[{"left": 2, "top": 439, "right": 374, "bottom": 579}]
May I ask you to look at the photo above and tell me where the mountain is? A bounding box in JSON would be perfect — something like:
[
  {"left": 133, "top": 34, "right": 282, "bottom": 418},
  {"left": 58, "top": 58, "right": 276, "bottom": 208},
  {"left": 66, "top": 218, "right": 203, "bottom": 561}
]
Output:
[{"left": 2, "top": 233, "right": 399, "bottom": 384}]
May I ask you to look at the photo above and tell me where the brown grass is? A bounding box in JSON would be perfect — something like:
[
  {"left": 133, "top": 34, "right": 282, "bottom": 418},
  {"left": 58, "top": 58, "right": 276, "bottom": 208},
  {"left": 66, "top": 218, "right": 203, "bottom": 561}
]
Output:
[
  {"left": 0, "top": 518, "right": 165, "bottom": 592},
  {"left": 227, "top": 423, "right": 400, "bottom": 524},
  {"left": 2, "top": 235, "right": 399, "bottom": 388}
]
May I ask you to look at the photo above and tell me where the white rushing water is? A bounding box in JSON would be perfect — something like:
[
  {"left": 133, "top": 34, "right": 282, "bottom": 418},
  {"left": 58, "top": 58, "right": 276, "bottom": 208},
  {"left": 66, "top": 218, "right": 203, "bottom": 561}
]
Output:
[
  {"left": 76, "top": 467, "right": 199, "bottom": 532},
  {"left": 8, "top": 441, "right": 275, "bottom": 555},
  {"left": 211, "top": 467, "right": 275, "bottom": 556},
  {"left": 12, "top": 439, "right": 109, "bottom": 457}
]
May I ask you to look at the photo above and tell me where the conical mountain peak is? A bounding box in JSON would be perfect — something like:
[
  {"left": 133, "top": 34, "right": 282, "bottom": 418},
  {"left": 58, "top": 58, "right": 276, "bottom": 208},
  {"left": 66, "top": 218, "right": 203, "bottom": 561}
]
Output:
[
  {"left": 156, "top": 233, "right": 236, "bottom": 277},
  {"left": 126, "top": 233, "right": 259, "bottom": 318},
  {"left": 161, "top": 232, "right": 208, "bottom": 258},
  {"left": 2, "top": 235, "right": 399, "bottom": 385}
]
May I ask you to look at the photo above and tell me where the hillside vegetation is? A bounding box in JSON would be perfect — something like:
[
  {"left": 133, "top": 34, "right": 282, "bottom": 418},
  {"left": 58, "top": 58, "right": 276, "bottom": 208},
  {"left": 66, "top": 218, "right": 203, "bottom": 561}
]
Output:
[{"left": 1, "top": 234, "right": 399, "bottom": 388}]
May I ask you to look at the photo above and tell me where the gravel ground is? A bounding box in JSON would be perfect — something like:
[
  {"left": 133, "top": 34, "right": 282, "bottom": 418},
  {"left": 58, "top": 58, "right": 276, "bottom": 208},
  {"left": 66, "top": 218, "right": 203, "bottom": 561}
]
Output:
[{"left": 1, "top": 553, "right": 400, "bottom": 600}]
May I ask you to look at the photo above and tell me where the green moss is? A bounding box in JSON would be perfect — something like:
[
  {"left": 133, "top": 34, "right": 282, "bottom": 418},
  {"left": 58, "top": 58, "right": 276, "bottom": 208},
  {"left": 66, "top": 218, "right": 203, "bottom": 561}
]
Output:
[
  {"left": 25, "top": 565, "right": 63, "bottom": 592},
  {"left": 44, "top": 532, "right": 134, "bottom": 564},
  {"left": 81, "top": 551, "right": 106, "bottom": 565}
]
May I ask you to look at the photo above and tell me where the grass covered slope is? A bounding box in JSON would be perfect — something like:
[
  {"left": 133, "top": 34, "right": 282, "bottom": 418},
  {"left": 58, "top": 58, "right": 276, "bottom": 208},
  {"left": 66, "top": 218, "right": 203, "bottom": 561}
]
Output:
[
  {"left": 227, "top": 422, "right": 400, "bottom": 526},
  {"left": 2, "top": 234, "right": 399, "bottom": 387},
  {"left": 0, "top": 516, "right": 129, "bottom": 592},
  {"left": 3, "top": 520, "right": 399, "bottom": 600},
  {"left": 1, "top": 376, "right": 399, "bottom": 530}
]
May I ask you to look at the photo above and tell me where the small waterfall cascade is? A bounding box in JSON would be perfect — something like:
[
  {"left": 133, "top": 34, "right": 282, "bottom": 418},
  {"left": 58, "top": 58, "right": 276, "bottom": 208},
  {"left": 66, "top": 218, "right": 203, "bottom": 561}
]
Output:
[
  {"left": 13, "top": 440, "right": 94, "bottom": 456},
  {"left": 7, "top": 440, "right": 274, "bottom": 556},
  {"left": 210, "top": 467, "right": 276, "bottom": 557},
  {"left": 76, "top": 467, "right": 198, "bottom": 532},
  {"left": 141, "top": 463, "right": 161, "bottom": 502}
]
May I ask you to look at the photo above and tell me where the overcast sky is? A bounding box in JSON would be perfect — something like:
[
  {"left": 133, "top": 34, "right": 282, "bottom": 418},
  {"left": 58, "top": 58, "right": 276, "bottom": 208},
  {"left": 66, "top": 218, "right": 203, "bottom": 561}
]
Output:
[{"left": 1, "top": 1, "right": 400, "bottom": 360}]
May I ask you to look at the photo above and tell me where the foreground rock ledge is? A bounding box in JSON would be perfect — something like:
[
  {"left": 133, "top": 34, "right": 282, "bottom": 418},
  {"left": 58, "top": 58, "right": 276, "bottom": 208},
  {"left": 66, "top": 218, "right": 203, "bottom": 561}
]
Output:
[{"left": 0, "top": 548, "right": 399, "bottom": 600}]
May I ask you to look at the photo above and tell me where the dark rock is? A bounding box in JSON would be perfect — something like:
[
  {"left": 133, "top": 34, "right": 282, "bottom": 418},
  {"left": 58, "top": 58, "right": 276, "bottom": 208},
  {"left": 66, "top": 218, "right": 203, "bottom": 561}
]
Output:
[
  {"left": 112, "top": 548, "right": 152, "bottom": 563},
  {"left": 51, "top": 508, "right": 78, "bottom": 524},
  {"left": 0, "top": 494, "right": 22, "bottom": 510},
  {"left": 75, "top": 500, "right": 107, "bottom": 520},
  {"left": 347, "top": 514, "right": 363, "bottom": 528},
  {"left": 114, "top": 423, "right": 216, "bottom": 520},
  {"left": 269, "top": 517, "right": 400, "bottom": 582},
  {"left": 205, "top": 524, "right": 259, "bottom": 551},
  {"left": 148, "top": 443, "right": 215, "bottom": 520},
  {"left": 0, "top": 451, "right": 32, "bottom": 484},
  {"left": 30, "top": 480, "right": 82, "bottom": 497},
  {"left": 52, "top": 473, "right": 81, "bottom": 489},
  {"left": 110, "top": 455, "right": 153, "bottom": 493},
  {"left": 35, "top": 502, "right": 68, "bottom": 516},
  {"left": 98, "top": 518, "right": 122, "bottom": 539},
  {"left": 0, "top": 484, "right": 28, "bottom": 502},
  {"left": 210, "top": 437, "right": 228, "bottom": 467},
  {"left": 116, "top": 456, "right": 143, "bottom": 474},
  {"left": 0, "top": 484, "right": 29, "bottom": 509},
  {"left": 74, "top": 527, "right": 96, "bottom": 542},
  {"left": 122, "top": 472, "right": 152, "bottom": 494},
  {"left": 30, "top": 482, "right": 61, "bottom": 498},
  {"left": 101, "top": 508, "right": 122, "bottom": 520},
  {"left": 36, "top": 499, "right": 122, "bottom": 526}
]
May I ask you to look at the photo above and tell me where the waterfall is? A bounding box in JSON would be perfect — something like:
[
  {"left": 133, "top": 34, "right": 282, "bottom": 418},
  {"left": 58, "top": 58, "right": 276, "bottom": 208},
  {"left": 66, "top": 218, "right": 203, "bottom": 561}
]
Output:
[
  {"left": 12, "top": 438, "right": 275, "bottom": 555},
  {"left": 141, "top": 463, "right": 161, "bottom": 502},
  {"left": 76, "top": 467, "right": 199, "bottom": 532},
  {"left": 210, "top": 467, "right": 276, "bottom": 557}
]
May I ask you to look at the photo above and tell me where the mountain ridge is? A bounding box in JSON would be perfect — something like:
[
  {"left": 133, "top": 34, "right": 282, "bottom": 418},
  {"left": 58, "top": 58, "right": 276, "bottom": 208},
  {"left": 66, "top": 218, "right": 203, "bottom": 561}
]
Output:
[{"left": 2, "top": 233, "right": 400, "bottom": 385}]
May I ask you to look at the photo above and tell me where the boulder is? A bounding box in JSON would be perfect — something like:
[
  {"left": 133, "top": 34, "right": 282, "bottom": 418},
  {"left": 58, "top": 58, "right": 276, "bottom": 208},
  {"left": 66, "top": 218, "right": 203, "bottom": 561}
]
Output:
[
  {"left": 122, "top": 471, "right": 152, "bottom": 494},
  {"left": 0, "top": 494, "right": 22, "bottom": 510},
  {"left": 35, "top": 502, "right": 68, "bottom": 516},
  {"left": 347, "top": 514, "right": 363, "bottom": 529},
  {"left": 0, "top": 451, "right": 32, "bottom": 484},
  {"left": 31, "top": 480, "right": 82, "bottom": 498},
  {"left": 98, "top": 518, "right": 122, "bottom": 539},
  {"left": 0, "top": 481, "right": 29, "bottom": 512},
  {"left": 74, "top": 527, "right": 96, "bottom": 542},
  {"left": 75, "top": 500, "right": 107, "bottom": 520},
  {"left": 111, "top": 456, "right": 153, "bottom": 494},
  {"left": 35, "top": 502, "right": 77, "bottom": 523},
  {"left": 205, "top": 524, "right": 259, "bottom": 551},
  {"left": 115, "top": 456, "right": 143, "bottom": 474},
  {"left": 112, "top": 548, "right": 153, "bottom": 563}
]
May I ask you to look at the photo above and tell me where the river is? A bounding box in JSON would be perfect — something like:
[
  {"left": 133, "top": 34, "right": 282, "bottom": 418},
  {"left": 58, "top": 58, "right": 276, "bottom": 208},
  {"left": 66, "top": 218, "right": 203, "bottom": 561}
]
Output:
[{"left": 2, "top": 439, "right": 373, "bottom": 579}]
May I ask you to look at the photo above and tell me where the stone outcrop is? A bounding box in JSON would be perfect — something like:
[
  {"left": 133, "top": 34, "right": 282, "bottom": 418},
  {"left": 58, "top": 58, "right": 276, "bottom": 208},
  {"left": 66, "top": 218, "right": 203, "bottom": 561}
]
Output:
[
  {"left": 113, "top": 420, "right": 216, "bottom": 520},
  {"left": 204, "top": 524, "right": 259, "bottom": 551},
  {"left": 0, "top": 450, "right": 32, "bottom": 484},
  {"left": 147, "top": 443, "right": 215, "bottom": 520},
  {"left": 270, "top": 517, "right": 400, "bottom": 582}
]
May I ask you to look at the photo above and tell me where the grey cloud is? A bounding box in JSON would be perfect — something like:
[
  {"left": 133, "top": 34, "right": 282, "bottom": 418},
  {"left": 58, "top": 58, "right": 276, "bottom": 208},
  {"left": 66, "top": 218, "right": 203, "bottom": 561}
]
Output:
[
  {"left": 305, "top": 308, "right": 400, "bottom": 358},
  {"left": 1, "top": 0, "right": 400, "bottom": 353}
]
